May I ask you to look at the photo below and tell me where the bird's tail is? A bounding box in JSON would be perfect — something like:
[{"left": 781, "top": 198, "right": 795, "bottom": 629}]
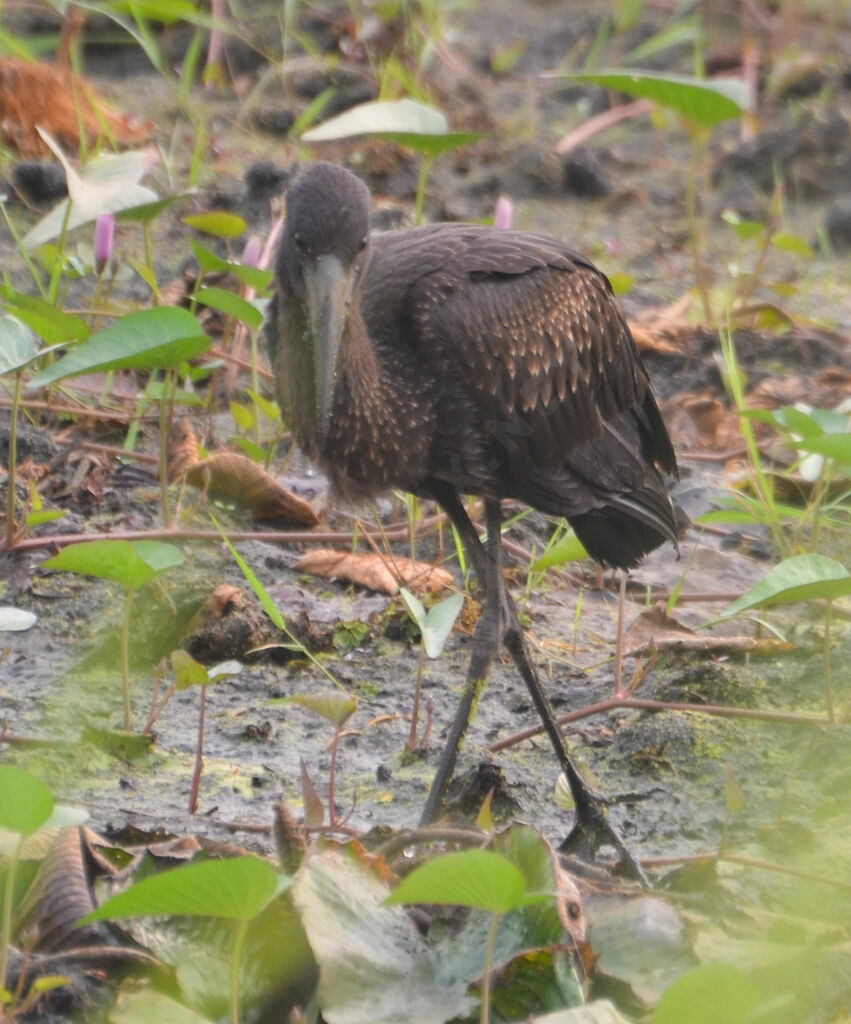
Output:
[
  {"left": 524, "top": 401, "right": 679, "bottom": 570},
  {"left": 568, "top": 481, "right": 678, "bottom": 569}
]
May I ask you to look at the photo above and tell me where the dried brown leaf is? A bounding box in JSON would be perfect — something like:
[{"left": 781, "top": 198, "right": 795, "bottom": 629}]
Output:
[
  {"left": 747, "top": 365, "right": 851, "bottom": 413},
  {"left": 177, "top": 449, "right": 319, "bottom": 526},
  {"left": 204, "top": 583, "right": 243, "bottom": 619},
  {"left": 624, "top": 603, "right": 695, "bottom": 651},
  {"left": 628, "top": 294, "right": 696, "bottom": 356},
  {"left": 624, "top": 604, "right": 791, "bottom": 657},
  {"left": 300, "top": 758, "right": 325, "bottom": 829},
  {"left": 167, "top": 419, "right": 202, "bottom": 483},
  {"left": 0, "top": 58, "right": 149, "bottom": 156},
  {"left": 295, "top": 548, "right": 453, "bottom": 595},
  {"left": 667, "top": 390, "right": 742, "bottom": 451}
]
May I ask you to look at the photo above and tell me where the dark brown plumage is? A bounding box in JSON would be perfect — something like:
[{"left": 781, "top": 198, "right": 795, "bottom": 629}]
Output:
[{"left": 266, "top": 162, "right": 678, "bottom": 872}]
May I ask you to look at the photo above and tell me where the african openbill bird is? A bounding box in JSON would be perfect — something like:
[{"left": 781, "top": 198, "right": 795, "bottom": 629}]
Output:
[{"left": 266, "top": 161, "right": 678, "bottom": 875}]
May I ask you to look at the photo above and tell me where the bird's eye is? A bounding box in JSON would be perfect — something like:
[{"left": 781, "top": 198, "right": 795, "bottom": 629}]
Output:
[
  {"left": 293, "top": 232, "right": 307, "bottom": 254},
  {"left": 358, "top": 235, "right": 368, "bottom": 251}
]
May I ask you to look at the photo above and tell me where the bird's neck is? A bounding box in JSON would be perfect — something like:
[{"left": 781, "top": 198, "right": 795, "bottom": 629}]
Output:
[{"left": 336, "top": 270, "right": 382, "bottom": 399}]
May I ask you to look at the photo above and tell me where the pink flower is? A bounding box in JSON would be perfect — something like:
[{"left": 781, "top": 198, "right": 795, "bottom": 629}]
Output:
[
  {"left": 94, "top": 214, "right": 115, "bottom": 275},
  {"left": 240, "top": 234, "right": 263, "bottom": 269},
  {"left": 494, "top": 195, "right": 514, "bottom": 230}
]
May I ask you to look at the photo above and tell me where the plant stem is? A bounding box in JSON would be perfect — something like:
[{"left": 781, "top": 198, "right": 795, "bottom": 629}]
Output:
[
  {"left": 824, "top": 599, "right": 835, "bottom": 724},
  {"left": 189, "top": 685, "right": 207, "bottom": 814},
  {"left": 5, "top": 372, "right": 22, "bottom": 551},
  {"left": 408, "top": 642, "right": 427, "bottom": 750},
  {"left": 0, "top": 837, "right": 22, "bottom": 1002},
  {"left": 143, "top": 223, "right": 161, "bottom": 304},
  {"left": 0, "top": 203, "right": 47, "bottom": 298},
  {"left": 121, "top": 589, "right": 136, "bottom": 732},
  {"left": 613, "top": 571, "right": 627, "bottom": 697},
  {"left": 685, "top": 128, "right": 712, "bottom": 324},
  {"left": 719, "top": 324, "right": 787, "bottom": 555},
  {"left": 414, "top": 155, "right": 434, "bottom": 226},
  {"left": 229, "top": 917, "right": 249, "bottom": 1024},
  {"left": 47, "top": 197, "right": 74, "bottom": 307},
  {"left": 159, "top": 369, "right": 175, "bottom": 526},
  {"left": 328, "top": 724, "right": 340, "bottom": 827},
  {"left": 480, "top": 912, "right": 501, "bottom": 1024}
]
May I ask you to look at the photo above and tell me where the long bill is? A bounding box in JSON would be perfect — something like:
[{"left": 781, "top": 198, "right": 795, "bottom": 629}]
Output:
[{"left": 303, "top": 252, "right": 355, "bottom": 442}]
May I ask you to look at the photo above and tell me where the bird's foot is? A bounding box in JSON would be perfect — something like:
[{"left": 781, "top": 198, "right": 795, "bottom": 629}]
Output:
[{"left": 557, "top": 782, "right": 649, "bottom": 886}]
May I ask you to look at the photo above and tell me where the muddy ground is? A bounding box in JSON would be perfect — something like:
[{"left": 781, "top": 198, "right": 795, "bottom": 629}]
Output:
[{"left": 1, "top": 0, "right": 851, "bottom": 1017}]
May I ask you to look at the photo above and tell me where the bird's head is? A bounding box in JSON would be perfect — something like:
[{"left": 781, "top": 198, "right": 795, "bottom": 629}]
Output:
[{"left": 277, "top": 162, "right": 371, "bottom": 440}]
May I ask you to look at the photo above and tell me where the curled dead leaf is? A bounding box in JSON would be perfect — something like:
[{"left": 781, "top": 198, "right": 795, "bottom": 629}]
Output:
[
  {"left": 628, "top": 294, "right": 696, "bottom": 356},
  {"left": 169, "top": 423, "right": 319, "bottom": 526},
  {"left": 624, "top": 603, "right": 792, "bottom": 657},
  {"left": 0, "top": 58, "right": 149, "bottom": 156},
  {"left": 168, "top": 419, "right": 202, "bottom": 483},
  {"left": 747, "top": 365, "right": 851, "bottom": 413},
  {"left": 186, "top": 453, "right": 319, "bottom": 524},
  {"left": 205, "top": 583, "right": 243, "bottom": 619},
  {"left": 296, "top": 548, "right": 453, "bottom": 596}
]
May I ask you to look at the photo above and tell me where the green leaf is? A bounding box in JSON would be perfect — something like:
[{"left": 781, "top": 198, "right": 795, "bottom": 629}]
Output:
[
  {"left": 184, "top": 211, "right": 247, "bottom": 239},
  {"left": 0, "top": 607, "right": 37, "bottom": 632},
  {"left": 197, "top": 286, "right": 264, "bottom": 331},
  {"left": 400, "top": 587, "right": 427, "bottom": 629},
  {"left": 27, "top": 307, "right": 209, "bottom": 387},
  {"left": 516, "top": 1000, "right": 634, "bottom": 1022},
  {"left": 42, "top": 804, "right": 89, "bottom": 830},
  {"left": 385, "top": 849, "right": 548, "bottom": 914},
  {"left": 721, "top": 209, "right": 765, "bottom": 239},
  {"left": 2, "top": 294, "right": 90, "bottom": 347},
  {"left": 283, "top": 691, "right": 357, "bottom": 727},
  {"left": 244, "top": 389, "right": 281, "bottom": 421},
  {"left": 292, "top": 850, "right": 474, "bottom": 1024},
  {"left": 106, "top": 0, "right": 204, "bottom": 24},
  {"left": 748, "top": 404, "right": 825, "bottom": 438},
  {"left": 695, "top": 509, "right": 763, "bottom": 526},
  {"left": 190, "top": 240, "right": 273, "bottom": 291},
  {"left": 23, "top": 134, "right": 159, "bottom": 249},
  {"left": 0, "top": 766, "right": 54, "bottom": 835},
  {"left": 772, "top": 232, "right": 813, "bottom": 258},
  {"left": 172, "top": 649, "right": 209, "bottom": 690},
  {"left": 29, "top": 976, "right": 70, "bottom": 995},
  {"left": 107, "top": 990, "right": 216, "bottom": 1024},
  {"left": 421, "top": 592, "right": 464, "bottom": 659},
  {"left": 787, "top": 433, "right": 851, "bottom": 464},
  {"left": 590, "top": 896, "right": 694, "bottom": 1007},
  {"left": 302, "top": 98, "right": 481, "bottom": 156},
  {"left": 43, "top": 539, "right": 184, "bottom": 591},
  {"left": 490, "top": 40, "right": 526, "bottom": 74},
  {"left": 624, "top": 16, "right": 699, "bottom": 63},
  {"left": 722, "top": 554, "right": 851, "bottom": 617},
  {"left": 233, "top": 437, "right": 268, "bottom": 461},
  {"left": 80, "top": 856, "right": 286, "bottom": 924},
  {"left": 117, "top": 191, "right": 196, "bottom": 227},
  {"left": 560, "top": 70, "right": 747, "bottom": 126},
  {"left": 725, "top": 763, "right": 745, "bottom": 814},
  {"left": 651, "top": 963, "right": 760, "bottom": 1024},
  {"left": 532, "top": 529, "right": 589, "bottom": 571},
  {"left": 207, "top": 660, "right": 242, "bottom": 682},
  {"left": 607, "top": 271, "right": 635, "bottom": 296},
  {"left": 0, "top": 314, "right": 37, "bottom": 374}
]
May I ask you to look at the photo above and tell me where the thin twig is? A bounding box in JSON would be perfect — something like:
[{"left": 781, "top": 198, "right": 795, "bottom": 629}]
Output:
[
  {"left": 641, "top": 850, "right": 851, "bottom": 894},
  {"left": 489, "top": 696, "right": 832, "bottom": 753}
]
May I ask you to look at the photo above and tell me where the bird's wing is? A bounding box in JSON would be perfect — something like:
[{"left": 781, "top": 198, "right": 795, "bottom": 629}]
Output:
[{"left": 410, "top": 229, "right": 657, "bottom": 465}]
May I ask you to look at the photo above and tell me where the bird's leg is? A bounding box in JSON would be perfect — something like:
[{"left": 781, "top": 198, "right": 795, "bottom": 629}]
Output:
[
  {"left": 419, "top": 500, "right": 505, "bottom": 827},
  {"left": 429, "top": 490, "right": 647, "bottom": 882}
]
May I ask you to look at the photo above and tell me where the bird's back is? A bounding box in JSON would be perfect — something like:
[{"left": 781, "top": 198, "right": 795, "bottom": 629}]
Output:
[{"left": 356, "top": 223, "right": 677, "bottom": 567}]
